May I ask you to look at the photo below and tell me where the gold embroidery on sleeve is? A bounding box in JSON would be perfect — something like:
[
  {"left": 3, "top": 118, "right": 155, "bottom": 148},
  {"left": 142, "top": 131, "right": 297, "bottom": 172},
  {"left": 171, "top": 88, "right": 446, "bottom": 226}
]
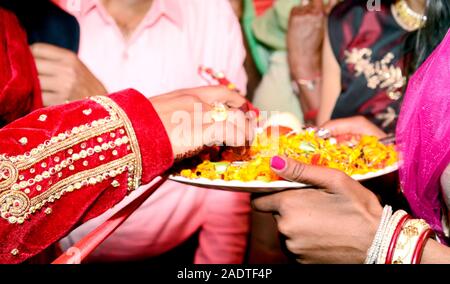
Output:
[
  {"left": 90, "top": 96, "right": 142, "bottom": 191},
  {"left": 9, "top": 135, "right": 131, "bottom": 192},
  {"left": 0, "top": 160, "right": 18, "bottom": 190},
  {"left": 0, "top": 96, "right": 143, "bottom": 224},
  {"left": 1, "top": 155, "right": 135, "bottom": 224},
  {"left": 12, "top": 118, "right": 123, "bottom": 169},
  {"left": 0, "top": 191, "right": 30, "bottom": 224}
]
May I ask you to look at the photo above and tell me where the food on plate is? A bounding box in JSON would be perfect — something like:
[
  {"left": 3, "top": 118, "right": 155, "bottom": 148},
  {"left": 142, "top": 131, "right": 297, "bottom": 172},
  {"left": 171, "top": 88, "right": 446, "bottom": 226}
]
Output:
[{"left": 177, "top": 127, "right": 398, "bottom": 183}]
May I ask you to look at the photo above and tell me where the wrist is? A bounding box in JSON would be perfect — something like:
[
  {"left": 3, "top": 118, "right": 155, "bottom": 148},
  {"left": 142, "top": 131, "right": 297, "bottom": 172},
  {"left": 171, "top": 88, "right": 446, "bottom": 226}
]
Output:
[
  {"left": 292, "top": 76, "right": 321, "bottom": 94},
  {"left": 421, "top": 238, "right": 450, "bottom": 264},
  {"left": 290, "top": 57, "right": 322, "bottom": 80},
  {"left": 364, "top": 208, "right": 435, "bottom": 264},
  {"left": 303, "top": 109, "right": 318, "bottom": 123},
  {"left": 364, "top": 205, "right": 393, "bottom": 264},
  {"left": 292, "top": 69, "right": 322, "bottom": 81}
]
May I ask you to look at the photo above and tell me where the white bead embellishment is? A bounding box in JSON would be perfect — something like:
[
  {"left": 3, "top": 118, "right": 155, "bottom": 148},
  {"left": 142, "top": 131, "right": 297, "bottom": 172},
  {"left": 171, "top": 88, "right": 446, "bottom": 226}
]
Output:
[
  {"left": 38, "top": 114, "right": 48, "bottom": 122},
  {"left": 83, "top": 109, "right": 93, "bottom": 116},
  {"left": 19, "top": 137, "right": 28, "bottom": 145}
]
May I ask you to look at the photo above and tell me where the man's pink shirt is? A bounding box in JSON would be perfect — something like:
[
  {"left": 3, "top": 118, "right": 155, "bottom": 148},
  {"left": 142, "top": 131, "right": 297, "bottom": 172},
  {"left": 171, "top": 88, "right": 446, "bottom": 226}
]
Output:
[{"left": 58, "top": 0, "right": 250, "bottom": 264}]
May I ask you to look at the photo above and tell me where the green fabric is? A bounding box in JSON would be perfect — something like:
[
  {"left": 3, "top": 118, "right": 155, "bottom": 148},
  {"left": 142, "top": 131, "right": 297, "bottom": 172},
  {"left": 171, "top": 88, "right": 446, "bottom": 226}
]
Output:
[
  {"left": 242, "top": 0, "right": 301, "bottom": 74},
  {"left": 252, "top": 0, "right": 301, "bottom": 51},
  {"left": 243, "top": 1, "right": 303, "bottom": 118},
  {"left": 242, "top": 0, "right": 270, "bottom": 74},
  {"left": 252, "top": 51, "right": 304, "bottom": 122}
]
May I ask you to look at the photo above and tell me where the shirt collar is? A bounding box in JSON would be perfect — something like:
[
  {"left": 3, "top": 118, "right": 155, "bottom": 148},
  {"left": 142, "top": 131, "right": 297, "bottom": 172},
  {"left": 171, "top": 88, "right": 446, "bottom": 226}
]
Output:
[
  {"left": 80, "top": 0, "right": 97, "bottom": 16},
  {"left": 144, "top": 0, "right": 184, "bottom": 29},
  {"left": 81, "top": 0, "right": 184, "bottom": 29}
]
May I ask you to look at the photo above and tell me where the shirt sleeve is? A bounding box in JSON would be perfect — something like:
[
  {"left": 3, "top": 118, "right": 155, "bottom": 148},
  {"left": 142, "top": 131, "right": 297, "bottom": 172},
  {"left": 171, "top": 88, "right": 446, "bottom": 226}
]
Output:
[
  {"left": 194, "top": 191, "right": 251, "bottom": 264},
  {"left": 0, "top": 88, "right": 173, "bottom": 263},
  {"left": 223, "top": 1, "right": 248, "bottom": 93}
]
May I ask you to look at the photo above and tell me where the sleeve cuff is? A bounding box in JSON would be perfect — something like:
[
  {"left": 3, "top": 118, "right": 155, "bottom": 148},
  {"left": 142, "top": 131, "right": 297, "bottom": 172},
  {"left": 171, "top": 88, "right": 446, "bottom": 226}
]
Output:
[{"left": 109, "top": 89, "right": 174, "bottom": 184}]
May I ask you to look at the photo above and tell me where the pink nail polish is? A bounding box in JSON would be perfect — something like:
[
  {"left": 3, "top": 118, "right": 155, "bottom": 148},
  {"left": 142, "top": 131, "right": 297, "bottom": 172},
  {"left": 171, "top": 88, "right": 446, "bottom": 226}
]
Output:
[{"left": 271, "top": 156, "right": 286, "bottom": 170}]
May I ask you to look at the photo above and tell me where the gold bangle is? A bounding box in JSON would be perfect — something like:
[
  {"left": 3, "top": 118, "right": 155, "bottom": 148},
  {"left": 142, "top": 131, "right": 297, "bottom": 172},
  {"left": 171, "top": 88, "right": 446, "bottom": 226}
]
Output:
[{"left": 391, "top": 218, "right": 432, "bottom": 264}]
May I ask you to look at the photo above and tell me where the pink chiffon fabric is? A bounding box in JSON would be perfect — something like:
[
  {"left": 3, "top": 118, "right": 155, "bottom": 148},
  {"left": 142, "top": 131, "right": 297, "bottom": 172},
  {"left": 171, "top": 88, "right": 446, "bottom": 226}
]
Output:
[{"left": 396, "top": 29, "right": 450, "bottom": 240}]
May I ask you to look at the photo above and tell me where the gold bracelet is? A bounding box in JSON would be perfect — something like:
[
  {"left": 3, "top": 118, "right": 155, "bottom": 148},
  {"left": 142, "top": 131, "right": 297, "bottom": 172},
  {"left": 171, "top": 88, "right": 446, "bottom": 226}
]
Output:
[{"left": 391, "top": 218, "right": 433, "bottom": 264}]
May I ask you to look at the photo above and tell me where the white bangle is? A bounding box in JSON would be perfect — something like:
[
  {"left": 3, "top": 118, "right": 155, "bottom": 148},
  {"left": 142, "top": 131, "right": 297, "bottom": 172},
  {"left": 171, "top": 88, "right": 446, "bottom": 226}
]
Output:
[
  {"left": 376, "top": 210, "right": 409, "bottom": 264},
  {"left": 364, "top": 205, "right": 393, "bottom": 264}
]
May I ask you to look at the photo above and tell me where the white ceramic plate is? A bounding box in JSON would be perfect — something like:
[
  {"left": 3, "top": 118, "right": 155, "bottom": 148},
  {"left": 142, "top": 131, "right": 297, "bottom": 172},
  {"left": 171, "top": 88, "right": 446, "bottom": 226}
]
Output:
[{"left": 169, "top": 163, "right": 399, "bottom": 193}]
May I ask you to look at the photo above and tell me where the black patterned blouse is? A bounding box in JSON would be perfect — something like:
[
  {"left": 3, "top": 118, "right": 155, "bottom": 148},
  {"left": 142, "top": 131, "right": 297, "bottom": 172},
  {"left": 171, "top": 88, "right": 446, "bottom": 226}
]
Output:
[{"left": 328, "top": 0, "right": 414, "bottom": 133}]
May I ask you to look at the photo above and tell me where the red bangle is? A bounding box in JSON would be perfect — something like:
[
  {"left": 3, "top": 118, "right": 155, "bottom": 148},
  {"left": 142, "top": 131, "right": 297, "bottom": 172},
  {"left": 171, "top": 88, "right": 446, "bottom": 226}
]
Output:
[
  {"left": 304, "top": 109, "right": 318, "bottom": 121},
  {"left": 385, "top": 214, "right": 411, "bottom": 264},
  {"left": 411, "top": 229, "right": 434, "bottom": 264}
]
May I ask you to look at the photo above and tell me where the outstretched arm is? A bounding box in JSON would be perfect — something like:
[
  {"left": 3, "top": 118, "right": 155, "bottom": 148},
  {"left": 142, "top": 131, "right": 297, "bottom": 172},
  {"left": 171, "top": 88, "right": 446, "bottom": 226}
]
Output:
[
  {"left": 0, "top": 86, "right": 252, "bottom": 263},
  {"left": 0, "top": 89, "right": 173, "bottom": 264}
]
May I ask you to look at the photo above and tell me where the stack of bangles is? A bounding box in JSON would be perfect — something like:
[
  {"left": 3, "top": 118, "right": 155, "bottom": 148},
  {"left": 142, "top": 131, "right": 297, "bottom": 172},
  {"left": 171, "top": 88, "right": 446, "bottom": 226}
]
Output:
[{"left": 365, "top": 205, "right": 435, "bottom": 264}]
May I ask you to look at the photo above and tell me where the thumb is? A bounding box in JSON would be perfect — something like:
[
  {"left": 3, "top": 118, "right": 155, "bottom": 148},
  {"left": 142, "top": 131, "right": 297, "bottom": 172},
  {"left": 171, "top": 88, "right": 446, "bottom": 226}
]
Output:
[{"left": 270, "top": 156, "right": 354, "bottom": 194}]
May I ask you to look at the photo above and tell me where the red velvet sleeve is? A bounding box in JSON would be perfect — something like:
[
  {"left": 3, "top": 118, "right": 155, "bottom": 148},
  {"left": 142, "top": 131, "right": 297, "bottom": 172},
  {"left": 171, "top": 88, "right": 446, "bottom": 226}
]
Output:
[
  {"left": 0, "top": 89, "right": 173, "bottom": 263},
  {"left": 0, "top": 8, "right": 43, "bottom": 127}
]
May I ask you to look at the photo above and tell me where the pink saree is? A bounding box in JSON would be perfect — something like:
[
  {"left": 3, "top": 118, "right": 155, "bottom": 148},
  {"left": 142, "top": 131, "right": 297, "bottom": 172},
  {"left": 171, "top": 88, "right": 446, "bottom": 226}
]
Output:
[{"left": 397, "top": 29, "right": 450, "bottom": 240}]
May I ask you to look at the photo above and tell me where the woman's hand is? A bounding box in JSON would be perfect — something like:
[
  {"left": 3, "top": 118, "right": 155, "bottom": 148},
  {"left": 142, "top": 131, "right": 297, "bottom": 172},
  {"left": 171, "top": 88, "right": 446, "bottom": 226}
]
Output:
[
  {"left": 252, "top": 156, "right": 383, "bottom": 264},
  {"left": 287, "top": 0, "right": 339, "bottom": 80},
  {"left": 321, "top": 116, "right": 387, "bottom": 138},
  {"left": 150, "top": 86, "right": 255, "bottom": 160},
  {"left": 287, "top": 0, "right": 340, "bottom": 118}
]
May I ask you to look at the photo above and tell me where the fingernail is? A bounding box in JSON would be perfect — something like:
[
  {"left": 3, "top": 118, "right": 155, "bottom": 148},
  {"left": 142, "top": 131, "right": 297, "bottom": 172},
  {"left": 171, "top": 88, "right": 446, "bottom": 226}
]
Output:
[{"left": 270, "top": 156, "right": 286, "bottom": 171}]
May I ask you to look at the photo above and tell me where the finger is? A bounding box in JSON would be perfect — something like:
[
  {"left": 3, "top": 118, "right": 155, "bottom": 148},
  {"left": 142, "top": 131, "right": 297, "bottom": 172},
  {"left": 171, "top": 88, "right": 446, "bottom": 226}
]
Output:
[
  {"left": 202, "top": 113, "right": 252, "bottom": 147},
  {"left": 155, "top": 94, "right": 208, "bottom": 115},
  {"left": 252, "top": 194, "right": 282, "bottom": 213},
  {"left": 202, "top": 106, "right": 254, "bottom": 144},
  {"left": 38, "top": 75, "right": 63, "bottom": 92},
  {"left": 223, "top": 119, "right": 254, "bottom": 146},
  {"left": 319, "top": 118, "right": 353, "bottom": 137},
  {"left": 188, "top": 86, "right": 248, "bottom": 108},
  {"left": 34, "top": 58, "right": 64, "bottom": 76},
  {"left": 224, "top": 109, "right": 255, "bottom": 144},
  {"left": 30, "top": 43, "right": 72, "bottom": 61},
  {"left": 320, "top": 117, "right": 387, "bottom": 138},
  {"left": 42, "top": 91, "right": 67, "bottom": 107},
  {"left": 269, "top": 156, "right": 355, "bottom": 194}
]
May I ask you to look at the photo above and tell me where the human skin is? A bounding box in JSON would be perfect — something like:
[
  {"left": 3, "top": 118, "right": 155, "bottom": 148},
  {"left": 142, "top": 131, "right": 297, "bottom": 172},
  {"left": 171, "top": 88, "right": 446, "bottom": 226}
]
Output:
[
  {"left": 252, "top": 154, "right": 450, "bottom": 264},
  {"left": 31, "top": 0, "right": 156, "bottom": 106},
  {"left": 287, "top": 0, "right": 339, "bottom": 118}
]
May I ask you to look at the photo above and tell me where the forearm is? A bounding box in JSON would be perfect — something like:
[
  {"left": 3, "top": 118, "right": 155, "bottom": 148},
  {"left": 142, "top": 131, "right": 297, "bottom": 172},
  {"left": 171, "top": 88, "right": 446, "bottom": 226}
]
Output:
[
  {"left": 295, "top": 78, "right": 321, "bottom": 123},
  {"left": 0, "top": 89, "right": 173, "bottom": 263},
  {"left": 421, "top": 239, "right": 450, "bottom": 264}
]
